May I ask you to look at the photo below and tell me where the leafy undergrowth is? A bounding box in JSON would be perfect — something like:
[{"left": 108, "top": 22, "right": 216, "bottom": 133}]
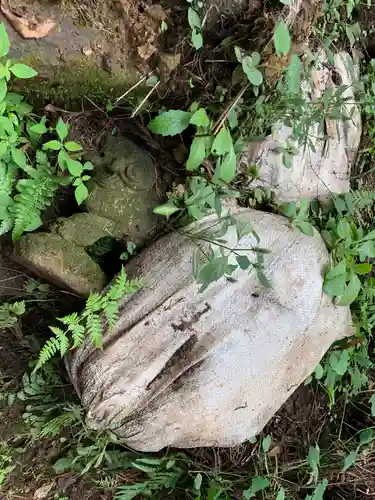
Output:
[{"left": 3, "top": 0, "right": 375, "bottom": 499}]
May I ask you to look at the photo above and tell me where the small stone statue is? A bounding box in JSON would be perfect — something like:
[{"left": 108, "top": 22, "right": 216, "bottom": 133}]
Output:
[{"left": 14, "top": 136, "right": 163, "bottom": 296}]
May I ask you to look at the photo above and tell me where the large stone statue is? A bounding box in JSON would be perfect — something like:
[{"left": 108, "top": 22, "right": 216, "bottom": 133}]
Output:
[{"left": 14, "top": 136, "right": 162, "bottom": 296}]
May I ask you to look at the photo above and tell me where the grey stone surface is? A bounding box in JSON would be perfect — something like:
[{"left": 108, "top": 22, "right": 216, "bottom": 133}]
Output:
[
  {"left": 67, "top": 208, "right": 352, "bottom": 451},
  {"left": 14, "top": 233, "right": 106, "bottom": 296}
]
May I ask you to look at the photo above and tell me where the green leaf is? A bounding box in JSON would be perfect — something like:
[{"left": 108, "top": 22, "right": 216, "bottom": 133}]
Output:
[
  {"left": 314, "top": 363, "right": 324, "bottom": 380},
  {"left": 198, "top": 256, "right": 229, "bottom": 289},
  {"left": 243, "top": 477, "right": 270, "bottom": 499},
  {"left": 337, "top": 218, "right": 351, "bottom": 239},
  {"left": 359, "top": 428, "right": 373, "bottom": 446},
  {"left": 192, "top": 29, "right": 203, "bottom": 50},
  {"left": 338, "top": 274, "right": 361, "bottom": 306},
  {"left": 310, "top": 479, "right": 328, "bottom": 500},
  {"left": 75, "top": 183, "right": 89, "bottom": 205},
  {"left": 0, "top": 78, "right": 7, "bottom": 103},
  {"left": 307, "top": 444, "right": 320, "bottom": 481},
  {"left": 57, "top": 149, "right": 70, "bottom": 169},
  {"left": 286, "top": 54, "right": 301, "bottom": 94},
  {"left": 56, "top": 118, "right": 69, "bottom": 141},
  {"left": 369, "top": 394, "right": 375, "bottom": 416},
  {"left": 29, "top": 122, "right": 47, "bottom": 135},
  {"left": 355, "top": 263, "right": 372, "bottom": 275},
  {"left": 323, "top": 274, "right": 346, "bottom": 297},
  {"left": 194, "top": 473, "right": 202, "bottom": 491},
  {"left": 342, "top": 451, "right": 357, "bottom": 471},
  {"left": 0, "top": 24, "right": 10, "bottom": 57},
  {"left": 188, "top": 7, "right": 201, "bottom": 29},
  {"left": 262, "top": 435, "right": 271, "bottom": 453},
  {"left": 66, "top": 159, "right": 84, "bottom": 177},
  {"left": 273, "top": 22, "right": 291, "bottom": 56},
  {"left": 329, "top": 350, "right": 349, "bottom": 376},
  {"left": 190, "top": 108, "right": 210, "bottom": 127},
  {"left": 43, "top": 140, "right": 62, "bottom": 151},
  {"left": 187, "top": 136, "right": 206, "bottom": 170},
  {"left": 218, "top": 146, "right": 236, "bottom": 182},
  {"left": 9, "top": 63, "right": 37, "bottom": 79},
  {"left": 294, "top": 221, "right": 314, "bottom": 236},
  {"left": 276, "top": 488, "right": 285, "bottom": 500},
  {"left": 153, "top": 201, "right": 180, "bottom": 216},
  {"left": 11, "top": 147, "right": 27, "bottom": 167},
  {"left": 325, "top": 260, "right": 346, "bottom": 280},
  {"left": 64, "top": 141, "right": 82, "bottom": 152},
  {"left": 146, "top": 75, "right": 159, "bottom": 86},
  {"left": 236, "top": 255, "right": 251, "bottom": 270},
  {"left": 148, "top": 110, "right": 192, "bottom": 136},
  {"left": 212, "top": 127, "right": 232, "bottom": 155},
  {"left": 242, "top": 57, "right": 263, "bottom": 86}
]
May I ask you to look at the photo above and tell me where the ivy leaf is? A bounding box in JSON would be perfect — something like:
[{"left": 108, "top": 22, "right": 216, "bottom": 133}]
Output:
[
  {"left": 186, "top": 136, "right": 206, "bottom": 170},
  {"left": 66, "top": 159, "right": 84, "bottom": 177},
  {"left": 75, "top": 183, "right": 89, "bottom": 205},
  {"left": 153, "top": 201, "right": 180, "bottom": 216},
  {"left": 338, "top": 274, "right": 361, "bottom": 306},
  {"left": 9, "top": 63, "right": 37, "bottom": 79},
  {"left": 56, "top": 118, "right": 69, "bottom": 141},
  {"left": 64, "top": 141, "right": 82, "bottom": 152},
  {"left": 43, "top": 140, "right": 62, "bottom": 151},
  {"left": 273, "top": 22, "right": 291, "bottom": 56},
  {"left": 0, "top": 24, "right": 10, "bottom": 58},
  {"left": 11, "top": 147, "right": 27, "bottom": 167},
  {"left": 148, "top": 110, "right": 192, "bottom": 136},
  {"left": 190, "top": 108, "right": 210, "bottom": 127},
  {"left": 192, "top": 29, "right": 203, "bottom": 50},
  {"left": 342, "top": 451, "right": 357, "bottom": 471},
  {"left": 286, "top": 54, "right": 301, "bottom": 94}
]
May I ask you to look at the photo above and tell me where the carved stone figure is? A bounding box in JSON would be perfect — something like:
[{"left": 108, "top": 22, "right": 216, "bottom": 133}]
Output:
[{"left": 14, "top": 136, "right": 162, "bottom": 296}]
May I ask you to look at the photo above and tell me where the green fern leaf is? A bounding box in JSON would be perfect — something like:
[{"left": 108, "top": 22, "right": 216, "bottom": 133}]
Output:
[
  {"left": 104, "top": 301, "right": 119, "bottom": 329},
  {"left": 85, "top": 292, "right": 106, "bottom": 313},
  {"left": 69, "top": 323, "right": 86, "bottom": 348},
  {"left": 39, "top": 406, "right": 81, "bottom": 437},
  {"left": 11, "top": 153, "right": 59, "bottom": 240},
  {"left": 35, "top": 327, "right": 69, "bottom": 370},
  {"left": 86, "top": 313, "right": 103, "bottom": 348}
]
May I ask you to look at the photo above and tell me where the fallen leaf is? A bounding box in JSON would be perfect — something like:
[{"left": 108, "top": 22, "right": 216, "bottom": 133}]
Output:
[
  {"left": 33, "top": 483, "right": 54, "bottom": 499},
  {"left": 1, "top": 0, "right": 56, "bottom": 39}
]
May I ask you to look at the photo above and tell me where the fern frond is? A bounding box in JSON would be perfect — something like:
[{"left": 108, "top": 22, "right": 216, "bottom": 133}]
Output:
[
  {"left": 351, "top": 189, "right": 375, "bottom": 211},
  {"left": 35, "top": 327, "right": 69, "bottom": 371},
  {"left": 86, "top": 313, "right": 103, "bottom": 348},
  {"left": 104, "top": 301, "right": 119, "bottom": 329},
  {"left": 69, "top": 323, "right": 86, "bottom": 348},
  {"left": 11, "top": 153, "right": 59, "bottom": 240},
  {"left": 0, "top": 162, "right": 17, "bottom": 235},
  {"left": 39, "top": 405, "right": 81, "bottom": 438},
  {"left": 85, "top": 292, "right": 106, "bottom": 314},
  {"left": 107, "top": 267, "right": 142, "bottom": 301}
]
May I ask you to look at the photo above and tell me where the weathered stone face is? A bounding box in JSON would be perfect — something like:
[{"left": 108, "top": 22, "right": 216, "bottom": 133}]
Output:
[
  {"left": 85, "top": 137, "right": 160, "bottom": 244},
  {"left": 14, "top": 136, "right": 163, "bottom": 296}
]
